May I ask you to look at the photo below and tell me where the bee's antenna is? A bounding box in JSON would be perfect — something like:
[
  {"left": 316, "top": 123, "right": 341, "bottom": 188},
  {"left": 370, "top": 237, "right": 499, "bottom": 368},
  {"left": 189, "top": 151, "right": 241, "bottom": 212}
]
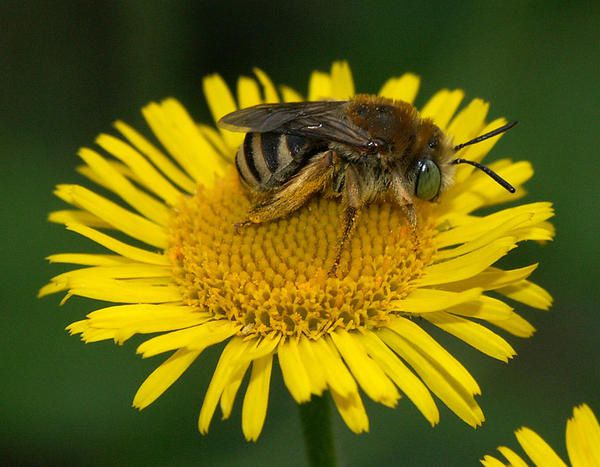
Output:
[
  {"left": 452, "top": 158, "right": 516, "bottom": 193},
  {"left": 452, "top": 120, "right": 518, "bottom": 193},
  {"left": 453, "top": 121, "right": 518, "bottom": 152}
]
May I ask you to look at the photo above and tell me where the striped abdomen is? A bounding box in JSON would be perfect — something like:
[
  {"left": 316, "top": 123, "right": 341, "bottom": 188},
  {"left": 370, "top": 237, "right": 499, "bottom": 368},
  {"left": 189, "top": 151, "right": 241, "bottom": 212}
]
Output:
[{"left": 235, "top": 132, "right": 322, "bottom": 191}]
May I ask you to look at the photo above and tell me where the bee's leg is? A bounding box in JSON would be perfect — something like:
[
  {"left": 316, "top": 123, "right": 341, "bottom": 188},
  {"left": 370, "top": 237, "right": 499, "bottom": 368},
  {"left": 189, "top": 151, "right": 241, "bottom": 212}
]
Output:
[
  {"left": 237, "top": 151, "right": 336, "bottom": 229},
  {"left": 330, "top": 165, "right": 362, "bottom": 277},
  {"left": 233, "top": 219, "right": 253, "bottom": 233},
  {"left": 402, "top": 203, "right": 416, "bottom": 228},
  {"left": 329, "top": 206, "right": 360, "bottom": 277},
  {"left": 402, "top": 203, "right": 420, "bottom": 250},
  {"left": 390, "top": 179, "right": 420, "bottom": 250}
]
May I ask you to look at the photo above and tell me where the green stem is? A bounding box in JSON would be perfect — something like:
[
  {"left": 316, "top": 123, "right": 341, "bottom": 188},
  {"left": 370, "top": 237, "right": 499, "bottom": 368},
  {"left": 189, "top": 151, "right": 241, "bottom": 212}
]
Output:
[{"left": 298, "top": 394, "right": 337, "bottom": 467}]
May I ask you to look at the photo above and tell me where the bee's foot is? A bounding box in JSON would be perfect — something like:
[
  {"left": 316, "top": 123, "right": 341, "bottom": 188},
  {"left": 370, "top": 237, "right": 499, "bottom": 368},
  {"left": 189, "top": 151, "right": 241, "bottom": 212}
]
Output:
[
  {"left": 234, "top": 220, "right": 252, "bottom": 234},
  {"left": 328, "top": 262, "right": 340, "bottom": 278}
]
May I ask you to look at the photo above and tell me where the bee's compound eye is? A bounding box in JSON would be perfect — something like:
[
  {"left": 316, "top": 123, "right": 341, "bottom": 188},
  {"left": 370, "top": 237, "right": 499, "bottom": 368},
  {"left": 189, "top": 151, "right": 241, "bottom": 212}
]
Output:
[{"left": 415, "top": 159, "right": 441, "bottom": 201}]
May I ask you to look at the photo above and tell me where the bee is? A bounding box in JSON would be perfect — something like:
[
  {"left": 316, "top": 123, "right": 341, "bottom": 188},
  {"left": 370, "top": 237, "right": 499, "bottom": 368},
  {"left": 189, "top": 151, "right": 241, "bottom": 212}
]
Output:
[{"left": 219, "top": 95, "right": 516, "bottom": 275}]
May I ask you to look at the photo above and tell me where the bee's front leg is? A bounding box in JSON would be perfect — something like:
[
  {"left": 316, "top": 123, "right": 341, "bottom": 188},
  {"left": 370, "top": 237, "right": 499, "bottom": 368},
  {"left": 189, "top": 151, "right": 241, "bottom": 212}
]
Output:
[{"left": 390, "top": 180, "right": 420, "bottom": 251}]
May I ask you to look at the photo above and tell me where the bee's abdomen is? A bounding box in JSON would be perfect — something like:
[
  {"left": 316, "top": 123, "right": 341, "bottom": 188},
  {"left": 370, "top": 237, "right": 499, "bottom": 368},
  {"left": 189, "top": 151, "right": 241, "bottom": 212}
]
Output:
[{"left": 235, "top": 132, "right": 318, "bottom": 190}]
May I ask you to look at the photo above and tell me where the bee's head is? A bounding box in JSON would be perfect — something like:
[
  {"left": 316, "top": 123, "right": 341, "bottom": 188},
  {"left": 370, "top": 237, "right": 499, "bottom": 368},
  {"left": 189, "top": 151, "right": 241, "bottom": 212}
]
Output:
[
  {"left": 405, "top": 120, "right": 454, "bottom": 202},
  {"left": 409, "top": 120, "right": 517, "bottom": 202}
]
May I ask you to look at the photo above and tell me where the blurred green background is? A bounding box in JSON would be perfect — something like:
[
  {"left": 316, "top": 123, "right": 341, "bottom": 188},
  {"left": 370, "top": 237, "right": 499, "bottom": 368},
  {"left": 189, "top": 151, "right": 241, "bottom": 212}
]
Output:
[{"left": 2, "top": 1, "right": 599, "bottom": 465}]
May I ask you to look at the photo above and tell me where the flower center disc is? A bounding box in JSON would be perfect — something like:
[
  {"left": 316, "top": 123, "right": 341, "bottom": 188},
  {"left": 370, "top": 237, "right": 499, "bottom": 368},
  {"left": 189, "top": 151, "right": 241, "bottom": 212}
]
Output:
[{"left": 169, "top": 171, "right": 436, "bottom": 339}]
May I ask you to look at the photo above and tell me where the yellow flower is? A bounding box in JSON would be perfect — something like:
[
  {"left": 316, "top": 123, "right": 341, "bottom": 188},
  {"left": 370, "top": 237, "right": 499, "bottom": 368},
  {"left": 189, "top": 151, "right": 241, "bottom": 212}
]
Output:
[
  {"left": 481, "top": 404, "right": 600, "bottom": 466},
  {"left": 41, "top": 61, "right": 554, "bottom": 440}
]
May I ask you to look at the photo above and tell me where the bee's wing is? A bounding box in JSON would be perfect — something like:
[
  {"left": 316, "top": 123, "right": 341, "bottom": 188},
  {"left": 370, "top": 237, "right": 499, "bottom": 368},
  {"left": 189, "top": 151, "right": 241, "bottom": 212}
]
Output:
[{"left": 218, "top": 101, "right": 372, "bottom": 148}]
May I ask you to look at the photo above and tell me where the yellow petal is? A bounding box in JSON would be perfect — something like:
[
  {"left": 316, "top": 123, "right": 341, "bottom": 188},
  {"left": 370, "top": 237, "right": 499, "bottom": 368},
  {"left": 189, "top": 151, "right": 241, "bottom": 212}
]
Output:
[
  {"left": 470, "top": 117, "right": 510, "bottom": 162},
  {"left": 48, "top": 209, "right": 109, "bottom": 228},
  {"left": 75, "top": 280, "right": 181, "bottom": 303},
  {"left": 308, "top": 71, "right": 332, "bottom": 101},
  {"left": 280, "top": 85, "right": 303, "bottom": 103},
  {"left": 425, "top": 312, "right": 516, "bottom": 362},
  {"left": 220, "top": 336, "right": 279, "bottom": 419},
  {"left": 64, "top": 223, "right": 169, "bottom": 265},
  {"left": 386, "top": 317, "right": 480, "bottom": 395},
  {"left": 198, "top": 124, "right": 231, "bottom": 161},
  {"left": 79, "top": 148, "right": 171, "bottom": 226},
  {"left": 378, "top": 73, "right": 420, "bottom": 103},
  {"left": 420, "top": 89, "right": 465, "bottom": 130},
  {"left": 436, "top": 202, "right": 554, "bottom": 248},
  {"left": 497, "top": 446, "right": 529, "bottom": 467},
  {"left": 49, "top": 262, "right": 169, "bottom": 282},
  {"left": 114, "top": 120, "right": 196, "bottom": 194},
  {"left": 418, "top": 238, "right": 516, "bottom": 286},
  {"left": 515, "top": 427, "right": 567, "bottom": 467},
  {"left": 244, "top": 334, "right": 282, "bottom": 361},
  {"left": 38, "top": 281, "right": 66, "bottom": 298},
  {"left": 253, "top": 67, "right": 280, "bottom": 103},
  {"left": 454, "top": 118, "right": 508, "bottom": 176},
  {"left": 56, "top": 278, "right": 181, "bottom": 304},
  {"left": 447, "top": 98, "right": 489, "bottom": 146},
  {"left": 77, "top": 160, "right": 142, "bottom": 194},
  {"left": 133, "top": 348, "right": 201, "bottom": 409},
  {"left": 46, "top": 253, "right": 132, "bottom": 266},
  {"left": 513, "top": 224, "right": 556, "bottom": 243},
  {"left": 330, "top": 61, "right": 354, "bottom": 99},
  {"left": 488, "top": 311, "right": 535, "bottom": 338},
  {"left": 330, "top": 388, "right": 369, "bottom": 434},
  {"left": 278, "top": 338, "right": 312, "bottom": 403},
  {"left": 202, "top": 73, "right": 243, "bottom": 150},
  {"left": 237, "top": 76, "right": 262, "bottom": 109},
  {"left": 497, "top": 280, "right": 553, "bottom": 310},
  {"left": 38, "top": 280, "right": 68, "bottom": 298},
  {"left": 199, "top": 337, "right": 251, "bottom": 434},
  {"left": 379, "top": 328, "right": 484, "bottom": 427},
  {"left": 79, "top": 328, "right": 116, "bottom": 343},
  {"left": 449, "top": 161, "right": 534, "bottom": 213},
  {"left": 95, "top": 133, "right": 182, "bottom": 206},
  {"left": 479, "top": 456, "right": 507, "bottom": 467},
  {"left": 435, "top": 212, "right": 534, "bottom": 261},
  {"left": 242, "top": 355, "right": 273, "bottom": 441},
  {"left": 441, "top": 265, "right": 538, "bottom": 293},
  {"left": 566, "top": 404, "right": 600, "bottom": 467},
  {"left": 391, "top": 288, "right": 482, "bottom": 313},
  {"left": 360, "top": 331, "right": 439, "bottom": 425},
  {"left": 137, "top": 320, "right": 239, "bottom": 358},
  {"left": 444, "top": 295, "right": 514, "bottom": 321},
  {"left": 55, "top": 185, "right": 168, "bottom": 249},
  {"left": 329, "top": 330, "right": 399, "bottom": 407},
  {"left": 66, "top": 320, "right": 88, "bottom": 335},
  {"left": 84, "top": 304, "right": 209, "bottom": 342},
  {"left": 142, "top": 99, "right": 227, "bottom": 187},
  {"left": 311, "top": 338, "right": 358, "bottom": 398},
  {"left": 297, "top": 337, "right": 327, "bottom": 396},
  {"left": 219, "top": 360, "right": 250, "bottom": 421}
]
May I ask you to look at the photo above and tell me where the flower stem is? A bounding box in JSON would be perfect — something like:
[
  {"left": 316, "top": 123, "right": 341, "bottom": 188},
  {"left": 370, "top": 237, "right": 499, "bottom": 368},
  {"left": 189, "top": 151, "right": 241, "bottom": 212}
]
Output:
[{"left": 298, "top": 394, "right": 337, "bottom": 467}]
